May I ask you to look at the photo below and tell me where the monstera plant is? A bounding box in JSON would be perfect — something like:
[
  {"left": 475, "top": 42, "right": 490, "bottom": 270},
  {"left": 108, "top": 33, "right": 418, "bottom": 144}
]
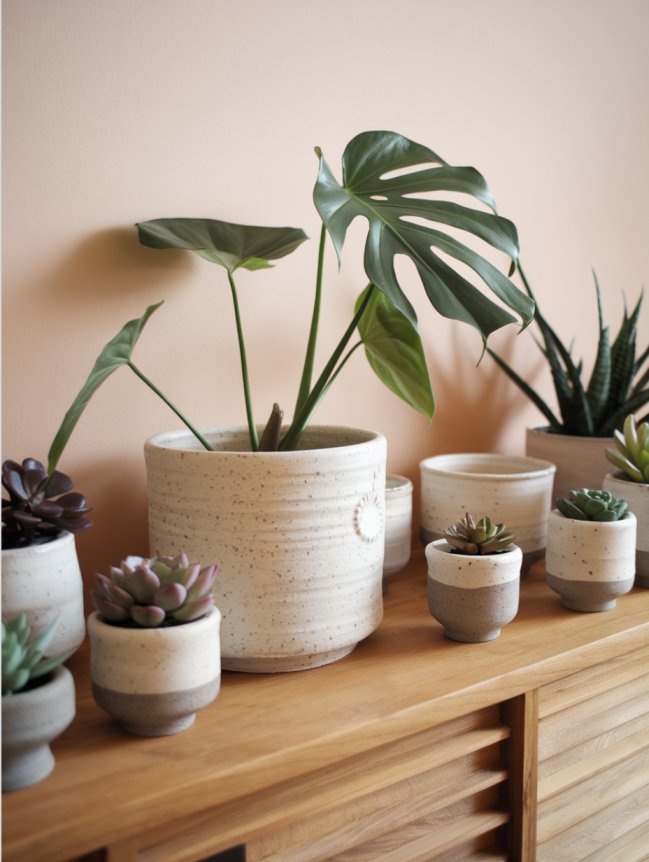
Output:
[{"left": 48, "top": 130, "right": 533, "bottom": 465}]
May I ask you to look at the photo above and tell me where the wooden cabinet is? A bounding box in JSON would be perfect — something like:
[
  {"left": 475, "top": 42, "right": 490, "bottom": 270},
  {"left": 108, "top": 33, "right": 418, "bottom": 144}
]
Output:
[{"left": 4, "top": 553, "right": 649, "bottom": 862}]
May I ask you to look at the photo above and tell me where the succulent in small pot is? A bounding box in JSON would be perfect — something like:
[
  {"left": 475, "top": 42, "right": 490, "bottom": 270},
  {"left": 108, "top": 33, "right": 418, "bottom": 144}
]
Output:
[
  {"left": 604, "top": 415, "right": 649, "bottom": 586},
  {"left": 2, "top": 614, "right": 76, "bottom": 791},
  {"left": 426, "top": 514, "right": 522, "bottom": 643},
  {"left": 546, "top": 488, "right": 636, "bottom": 612},
  {"left": 88, "top": 553, "right": 222, "bottom": 736}
]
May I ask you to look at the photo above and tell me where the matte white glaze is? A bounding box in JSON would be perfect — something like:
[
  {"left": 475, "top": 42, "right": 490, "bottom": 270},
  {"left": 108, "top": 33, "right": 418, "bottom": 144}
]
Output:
[
  {"left": 545, "top": 509, "right": 637, "bottom": 583},
  {"left": 426, "top": 540, "right": 523, "bottom": 588},
  {"left": 384, "top": 473, "right": 413, "bottom": 575}
]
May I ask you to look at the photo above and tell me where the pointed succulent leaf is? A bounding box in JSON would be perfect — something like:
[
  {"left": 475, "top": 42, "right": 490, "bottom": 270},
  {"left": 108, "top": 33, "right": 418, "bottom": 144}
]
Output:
[
  {"left": 185, "top": 564, "right": 217, "bottom": 603},
  {"left": 355, "top": 285, "right": 434, "bottom": 421},
  {"left": 92, "top": 592, "right": 132, "bottom": 623},
  {"left": 154, "top": 582, "right": 187, "bottom": 612},
  {"left": 130, "top": 605, "right": 166, "bottom": 627},
  {"left": 47, "top": 302, "right": 164, "bottom": 473},
  {"left": 172, "top": 594, "right": 213, "bottom": 622},
  {"left": 137, "top": 218, "right": 308, "bottom": 274}
]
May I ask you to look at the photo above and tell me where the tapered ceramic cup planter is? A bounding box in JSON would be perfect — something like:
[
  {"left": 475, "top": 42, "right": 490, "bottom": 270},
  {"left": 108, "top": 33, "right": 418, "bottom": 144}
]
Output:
[
  {"left": 383, "top": 474, "right": 413, "bottom": 578},
  {"left": 145, "top": 426, "right": 386, "bottom": 673},
  {"left": 426, "top": 515, "right": 522, "bottom": 643},
  {"left": 88, "top": 553, "right": 221, "bottom": 736},
  {"left": 2, "top": 531, "right": 86, "bottom": 657},
  {"left": 545, "top": 490, "right": 637, "bottom": 612},
  {"left": 419, "top": 453, "right": 555, "bottom": 571}
]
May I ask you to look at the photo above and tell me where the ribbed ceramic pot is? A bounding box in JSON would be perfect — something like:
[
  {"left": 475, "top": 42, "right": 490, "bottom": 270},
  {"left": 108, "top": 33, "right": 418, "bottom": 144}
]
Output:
[
  {"left": 419, "top": 453, "right": 555, "bottom": 571},
  {"left": 1, "top": 531, "right": 86, "bottom": 657},
  {"left": 145, "top": 426, "right": 386, "bottom": 673},
  {"left": 603, "top": 473, "right": 649, "bottom": 588},
  {"left": 426, "top": 539, "right": 522, "bottom": 642},
  {"left": 383, "top": 474, "right": 413, "bottom": 577},
  {"left": 87, "top": 608, "right": 221, "bottom": 736},
  {"left": 526, "top": 426, "right": 613, "bottom": 503},
  {"left": 545, "top": 509, "right": 637, "bottom": 612},
  {"left": 2, "top": 666, "right": 75, "bottom": 792}
]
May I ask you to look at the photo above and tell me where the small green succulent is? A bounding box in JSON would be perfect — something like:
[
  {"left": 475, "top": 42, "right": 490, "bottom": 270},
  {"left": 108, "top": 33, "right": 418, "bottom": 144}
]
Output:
[
  {"left": 556, "top": 488, "right": 629, "bottom": 522},
  {"left": 93, "top": 553, "right": 217, "bottom": 628},
  {"left": 2, "top": 613, "right": 72, "bottom": 696},
  {"left": 606, "top": 414, "right": 649, "bottom": 483},
  {"left": 443, "top": 513, "right": 516, "bottom": 555}
]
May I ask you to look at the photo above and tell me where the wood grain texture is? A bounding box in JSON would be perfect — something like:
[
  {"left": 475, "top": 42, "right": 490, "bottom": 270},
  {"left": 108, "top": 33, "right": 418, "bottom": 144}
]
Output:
[{"left": 3, "top": 554, "right": 649, "bottom": 862}]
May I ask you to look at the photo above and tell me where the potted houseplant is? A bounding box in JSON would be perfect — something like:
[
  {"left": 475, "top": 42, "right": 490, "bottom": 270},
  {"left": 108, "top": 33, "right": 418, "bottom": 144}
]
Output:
[
  {"left": 2, "top": 613, "right": 75, "bottom": 792},
  {"left": 426, "top": 514, "right": 522, "bottom": 642},
  {"left": 487, "top": 266, "right": 648, "bottom": 500},
  {"left": 47, "top": 130, "right": 534, "bottom": 671},
  {"left": 603, "top": 414, "right": 649, "bottom": 586},
  {"left": 87, "top": 552, "right": 221, "bottom": 736},
  {"left": 1, "top": 458, "right": 92, "bottom": 657},
  {"left": 545, "top": 488, "right": 636, "bottom": 612}
]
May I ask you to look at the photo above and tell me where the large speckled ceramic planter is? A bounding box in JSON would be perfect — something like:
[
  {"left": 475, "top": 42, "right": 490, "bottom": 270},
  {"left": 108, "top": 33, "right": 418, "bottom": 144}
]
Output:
[
  {"left": 603, "top": 472, "right": 649, "bottom": 588},
  {"left": 2, "top": 666, "right": 75, "bottom": 792},
  {"left": 419, "top": 454, "right": 555, "bottom": 572},
  {"left": 526, "top": 426, "right": 614, "bottom": 503},
  {"left": 545, "top": 509, "right": 636, "bottom": 612},
  {"left": 383, "top": 474, "right": 413, "bottom": 578},
  {"left": 145, "top": 426, "right": 386, "bottom": 673},
  {"left": 87, "top": 609, "right": 221, "bottom": 736},
  {"left": 1, "top": 531, "right": 85, "bottom": 657},
  {"left": 425, "top": 539, "right": 522, "bottom": 642}
]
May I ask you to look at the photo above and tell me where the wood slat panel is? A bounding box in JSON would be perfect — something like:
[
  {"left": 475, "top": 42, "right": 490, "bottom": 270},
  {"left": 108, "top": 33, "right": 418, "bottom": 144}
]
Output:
[{"left": 584, "top": 818, "right": 649, "bottom": 862}]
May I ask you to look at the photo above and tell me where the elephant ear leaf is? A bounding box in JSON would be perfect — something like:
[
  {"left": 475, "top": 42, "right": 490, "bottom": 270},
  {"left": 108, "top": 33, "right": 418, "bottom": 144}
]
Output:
[
  {"left": 137, "top": 218, "right": 308, "bottom": 273},
  {"left": 314, "top": 130, "right": 534, "bottom": 341},
  {"left": 47, "top": 303, "right": 163, "bottom": 473},
  {"left": 356, "top": 285, "right": 434, "bottom": 422}
]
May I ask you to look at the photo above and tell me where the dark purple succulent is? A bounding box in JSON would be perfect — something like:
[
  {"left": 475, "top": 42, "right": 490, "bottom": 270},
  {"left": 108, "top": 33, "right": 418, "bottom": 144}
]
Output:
[{"left": 2, "top": 458, "right": 92, "bottom": 549}]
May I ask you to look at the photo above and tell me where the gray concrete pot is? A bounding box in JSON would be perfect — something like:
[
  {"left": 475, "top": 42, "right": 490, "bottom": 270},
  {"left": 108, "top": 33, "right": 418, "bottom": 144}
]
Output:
[
  {"left": 2, "top": 666, "right": 75, "bottom": 792},
  {"left": 88, "top": 608, "right": 221, "bottom": 736},
  {"left": 426, "top": 539, "right": 522, "bottom": 642},
  {"left": 545, "top": 509, "right": 637, "bottom": 611}
]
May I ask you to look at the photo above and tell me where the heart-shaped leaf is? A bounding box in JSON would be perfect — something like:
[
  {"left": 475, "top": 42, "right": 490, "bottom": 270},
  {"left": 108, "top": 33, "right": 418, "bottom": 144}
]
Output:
[{"left": 313, "top": 130, "right": 534, "bottom": 338}]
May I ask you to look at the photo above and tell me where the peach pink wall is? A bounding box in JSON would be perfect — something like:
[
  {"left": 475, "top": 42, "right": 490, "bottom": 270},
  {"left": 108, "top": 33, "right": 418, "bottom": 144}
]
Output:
[{"left": 3, "top": 0, "right": 648, "bottom": 581}]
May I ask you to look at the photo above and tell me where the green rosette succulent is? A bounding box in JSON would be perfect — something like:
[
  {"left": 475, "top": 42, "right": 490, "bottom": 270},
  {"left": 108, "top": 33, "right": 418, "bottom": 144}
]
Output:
[
  {"left": 2, "top": 614, "right": 72, "bottom": 696},
  {"left": 443, "top": 513, "right": 515, "bottom": 555},
  {"left": 93, "top": 553, "right": 217, "bottom": 628},
  {"left": 606, "top": 414, "right": 649, "bottom": 483},
  {"left": 556, "top": 488, "right": 628, "bottom": 522}
]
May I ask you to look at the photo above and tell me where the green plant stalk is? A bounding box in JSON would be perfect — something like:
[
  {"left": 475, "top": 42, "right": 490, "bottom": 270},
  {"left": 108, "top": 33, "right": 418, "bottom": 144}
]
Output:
[
  {"left": 127, "top": 361, "right": 214, "bottom": 452},
  {"left": 227, "top": 271, "right": 259, "bottom": 452},
  {"left": 293, "top": 223, "right": 327, "bottom": 419},
  {"left": 279, "top": 285, "right": 376, "bottom": 451}
]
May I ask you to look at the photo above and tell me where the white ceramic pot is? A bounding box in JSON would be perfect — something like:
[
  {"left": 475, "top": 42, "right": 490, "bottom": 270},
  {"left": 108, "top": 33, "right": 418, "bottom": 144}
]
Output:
[
  {"left": 419, "top": 453, "right": 555, "bottom": 571},
  {"left": 1, "top": 531, "right": 86, "bottom": 657},
  {"left": 426, "top": 539, "right": 522, "bottom": 642},
  {"left": 383, "top": 474, "right": 413, "bottom": 577},
  {"left": 88, "top": 608, "right": 222, "bottom": 736},
  {"left": 526, "top": 426, "right": 614, "bottom": 503},
  {"left": 2, "top": 666, "right": 75, "bottom": 792},
  {"left": 145, "top": 426, "right": 386, "bottom": 673},
  {"left": 545, "top": 509, "right": 636, "bottom": 611},
  {"left": 602, "top": 472, "right": 648, "bottom": 588}
]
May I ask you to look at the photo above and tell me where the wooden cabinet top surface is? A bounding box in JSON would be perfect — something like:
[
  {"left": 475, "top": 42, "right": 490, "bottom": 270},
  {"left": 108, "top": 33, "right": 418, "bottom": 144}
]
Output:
[{"left": 4, "top": 552, "right": 649, "bottom": 861}]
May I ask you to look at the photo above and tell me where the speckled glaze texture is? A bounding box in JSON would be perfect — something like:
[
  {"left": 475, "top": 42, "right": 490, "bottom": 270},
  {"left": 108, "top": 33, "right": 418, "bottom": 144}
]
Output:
[
  {"left": 383, "top": 474, "right": 413, "bottom": 576},
  {"left": 419, "top": 454, "right": 555, "bottom": 573},
  {"left": 144, "top": 426, "right": 386, "bottom": 673},
  {"left": 545, "top": 509, "right": 636, "bottom": 612},
  {"left": 87, "top": 609, "right": 221, "bottom": 736},
  {"left": 425, "top": 539, "right": 522, "bottom": 642},
  {"left": 1, "top": 531, "right": 85, "bottom": 657},
  {"left": 603, "top": 472, "right": 649, "bottom": 588},
  {"left": 2, "top": 666, "right": 75, "bottom": 792},
  {"left": 526, "top": 426, "right": 614, "bottom": 503}
]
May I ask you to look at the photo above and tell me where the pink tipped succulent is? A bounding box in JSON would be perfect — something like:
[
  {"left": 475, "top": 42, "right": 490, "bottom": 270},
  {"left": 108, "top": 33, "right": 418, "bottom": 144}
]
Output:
[{"left": 93, "top": 553, "right": 217, "bottom": 628}]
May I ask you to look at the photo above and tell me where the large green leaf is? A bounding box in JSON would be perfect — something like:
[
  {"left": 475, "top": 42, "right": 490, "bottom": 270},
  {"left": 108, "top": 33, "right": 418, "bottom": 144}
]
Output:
[
  {"left": 137, "top": 218, "right": 308, "bottom": 273},
  {"left": 356, "top": 285, "right": 434, "bottom": 421},
  {"left": 313, "top": 131, "right": 534, "bottom": 339},
  {"left": 47, "top": 303, "right": 163, "bottom": 472}
]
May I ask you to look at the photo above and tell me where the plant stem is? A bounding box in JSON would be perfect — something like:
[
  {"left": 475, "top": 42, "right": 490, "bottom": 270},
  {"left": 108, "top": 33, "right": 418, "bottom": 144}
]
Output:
[
  {"left": 127, "top": 361, "right": 214, "bottom": 451},
  {"left": 293, "top": 223, "right": 327, "bottom": 418},
  {"left": 228, "top": 271, "right": 259, "bottom": 451},
  {"left": 279, "top": 284, "right": 376, "bottom": 451}
]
